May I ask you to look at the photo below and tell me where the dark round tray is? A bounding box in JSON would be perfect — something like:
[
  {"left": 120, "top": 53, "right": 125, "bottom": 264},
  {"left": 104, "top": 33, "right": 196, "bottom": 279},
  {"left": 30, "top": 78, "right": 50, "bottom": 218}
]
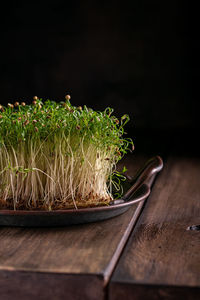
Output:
[{"left": 0, "top": 156, "right": 163, "bottom": 227}]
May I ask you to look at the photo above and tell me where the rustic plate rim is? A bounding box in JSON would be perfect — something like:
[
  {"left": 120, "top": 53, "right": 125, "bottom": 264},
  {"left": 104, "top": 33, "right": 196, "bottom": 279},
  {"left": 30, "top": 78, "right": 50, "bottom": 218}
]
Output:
[{"left": 0, "top": 184, "right": 150, "bottom": 216}]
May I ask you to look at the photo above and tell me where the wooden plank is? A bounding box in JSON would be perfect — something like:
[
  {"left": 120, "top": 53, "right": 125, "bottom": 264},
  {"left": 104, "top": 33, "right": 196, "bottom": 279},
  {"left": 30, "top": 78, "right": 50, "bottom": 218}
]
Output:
[
  {"left": 0, "top": 271, "right": 103, "bottom": 300},
  {"left": 0, "top": 154, "right": 149, "bottom": 300},
  {"left": 109, "top": 156, "right": 200, "bottom": 300}
]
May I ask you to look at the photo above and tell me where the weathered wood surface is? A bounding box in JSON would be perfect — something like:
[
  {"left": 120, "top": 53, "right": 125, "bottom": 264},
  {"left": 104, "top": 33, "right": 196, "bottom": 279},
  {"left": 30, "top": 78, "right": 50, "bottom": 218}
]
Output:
[
  {"left": 0, "top": 154, "right": 149, "bottom": 300},
  {"left": 109, "top": 156, "right": 200, "bottom": 300}
]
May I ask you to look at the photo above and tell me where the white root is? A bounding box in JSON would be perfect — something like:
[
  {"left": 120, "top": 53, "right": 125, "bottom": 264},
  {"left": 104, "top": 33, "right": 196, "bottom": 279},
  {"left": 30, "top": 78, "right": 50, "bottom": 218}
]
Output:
[{"left": 0, "top": 136, "right": 115, "bottom": 210}]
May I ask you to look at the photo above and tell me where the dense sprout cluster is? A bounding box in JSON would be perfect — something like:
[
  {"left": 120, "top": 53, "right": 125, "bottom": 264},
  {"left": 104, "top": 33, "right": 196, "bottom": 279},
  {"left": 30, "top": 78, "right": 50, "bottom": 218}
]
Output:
[{"left": 0, "top": 96, "right": 133, "bottom": 210}]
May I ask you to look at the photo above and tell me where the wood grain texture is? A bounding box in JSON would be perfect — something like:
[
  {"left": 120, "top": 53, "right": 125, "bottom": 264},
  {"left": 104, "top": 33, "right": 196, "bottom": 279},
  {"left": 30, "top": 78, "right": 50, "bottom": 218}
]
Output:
[
  {"left": 0, "top": 154, "right": 149, "bottom": 300},
  {"left": 109, "top": 283, "right": 200, "bottom": 300},
  {"left": 109, "top": 156, "right": 200, "bottom": 299},
  {"left": 0, "top": 271, "right": 103, "bottom": 300}
]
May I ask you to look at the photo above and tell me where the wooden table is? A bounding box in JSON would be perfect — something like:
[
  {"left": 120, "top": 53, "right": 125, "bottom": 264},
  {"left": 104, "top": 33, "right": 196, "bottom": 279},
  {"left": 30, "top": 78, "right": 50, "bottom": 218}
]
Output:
[{"left": 0, "top": 155, "right": 200, "bottom": 300}]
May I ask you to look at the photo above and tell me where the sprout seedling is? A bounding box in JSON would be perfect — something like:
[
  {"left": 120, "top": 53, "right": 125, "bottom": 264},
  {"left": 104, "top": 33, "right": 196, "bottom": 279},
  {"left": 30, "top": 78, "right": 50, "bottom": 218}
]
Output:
[{"left": 0, "top": 96, "right": 134, "bottom": 210}]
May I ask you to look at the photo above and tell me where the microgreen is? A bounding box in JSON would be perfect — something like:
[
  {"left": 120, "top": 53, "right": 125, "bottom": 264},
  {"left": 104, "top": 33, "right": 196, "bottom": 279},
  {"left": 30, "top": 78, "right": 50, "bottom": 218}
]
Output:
[{"left": 0, "top": 96, "right": 134, "bottom": 210}]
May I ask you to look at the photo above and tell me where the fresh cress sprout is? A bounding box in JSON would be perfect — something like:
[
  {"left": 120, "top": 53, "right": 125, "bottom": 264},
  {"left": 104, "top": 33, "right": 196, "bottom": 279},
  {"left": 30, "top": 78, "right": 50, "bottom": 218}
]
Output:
[{"left": 0, "top": 96, "right": 134, "bottom": 210}]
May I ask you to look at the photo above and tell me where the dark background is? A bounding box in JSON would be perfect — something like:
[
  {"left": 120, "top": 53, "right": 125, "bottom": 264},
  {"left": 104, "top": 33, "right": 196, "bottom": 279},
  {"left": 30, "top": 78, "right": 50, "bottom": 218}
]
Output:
[{"left": 0, "top": 1, "right": 199, "bottom": 156}]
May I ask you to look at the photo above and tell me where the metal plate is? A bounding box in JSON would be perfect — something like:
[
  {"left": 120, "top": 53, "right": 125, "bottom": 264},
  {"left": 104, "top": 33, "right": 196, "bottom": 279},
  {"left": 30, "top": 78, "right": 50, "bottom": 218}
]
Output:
[{"left": 0, "top": 156, "right": 163, "bottom": 227}]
